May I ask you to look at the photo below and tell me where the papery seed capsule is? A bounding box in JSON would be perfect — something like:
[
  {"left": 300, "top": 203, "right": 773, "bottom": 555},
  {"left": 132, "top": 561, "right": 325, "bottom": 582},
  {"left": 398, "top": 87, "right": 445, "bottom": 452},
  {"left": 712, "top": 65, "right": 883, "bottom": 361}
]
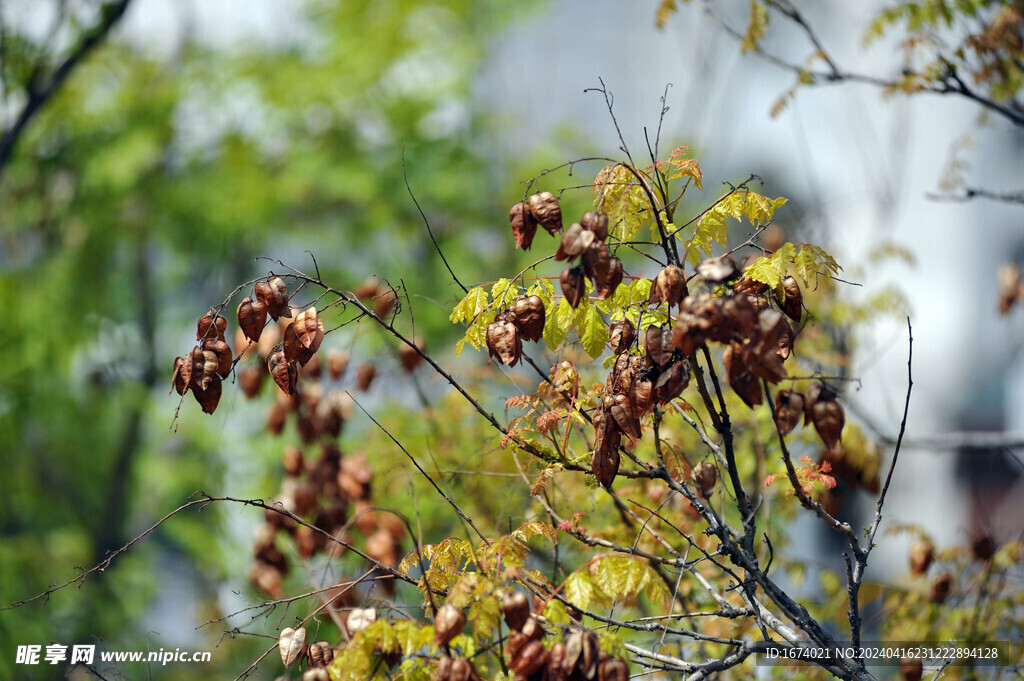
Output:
[
  {"left": 908, "top": 537, "right": 934, "bottom": 576},
  {"left": 197, "top": 308, "right": 227, "bottom": 341},
  {"left": 202, "top": 338, "right": 233, "bottom": 378},
  {"left": 398, "top": 340, "right": 426, "bottom": 372},
  {"left": 356, "top": 363, "right": 377, "bottom": 391},
  {"left": 193, "top": 375, "right": 222, "bottom": 414},
  {"left": 608, "top": 318, "right": 635, "bottom": 354},
  {"left": 503, "top": 592, "right": 531, "bottom": 632},
  {"left": 644, "top": 325, "right": 674, "bottom": 367},
  {"left": 509, "top": 201, "right": 538, "bottom": 250},
  {"left": 327, "top": 349, "right": 349, "bottom": 380},
  {"left": 268, "top": 351, "right": 298, "bottom": 395},
  {"left": 237, "top": 297, "right": 268, "bottom": 343},
  {"left": 433, "top": 605, "right": 467, "bottom": 648},
  {"left": 971, "top": 532, "right": 996, "bottom": 561},
  {"left": 257, "top": 277, "right": 292, "bottom": 321},
  {"left": 649, "top": 265, "right": 686, "bottom": 306},
  {"left": 774, "top": 390, "right": 805, "bottom": 436},
  {"left": 511, "top": 640, "right": 549, "bottom": 678},
  {"left": 691, "top": 461, "right": 718, "bottom": 497},
  {"left": 528, "top": 191, "right": 563, "bottom": 235},
  {"left": 779, "top": 276, "right": 803, "bottom": 322},
  {"left": 510, "top": 295, "right": 546, "bottom": 342},
  {"left": 811, "top": 398, "right": 844, "bottom": 449},
  {"left": 486, "top": 320, "right": 522, "bottom": 366},
  {"left": 580, "top": 211, "right": 609, "bottom": 241},
  {"left": 929, "top": 571, "right": 953, "bottom": 603},
  {"left": 696, "top": 255, "right": 739, "bottom": 284},
  {"left": 560, "top": 267, "right": 586, "bottom": 309}
]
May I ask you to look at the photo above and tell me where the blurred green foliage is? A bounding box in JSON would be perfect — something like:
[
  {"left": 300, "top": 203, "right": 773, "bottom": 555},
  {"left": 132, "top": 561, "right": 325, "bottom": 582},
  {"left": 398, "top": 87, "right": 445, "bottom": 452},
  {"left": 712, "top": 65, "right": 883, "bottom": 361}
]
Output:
[{"left": 0, "top": 1, "right": 545, "bottom": 677}]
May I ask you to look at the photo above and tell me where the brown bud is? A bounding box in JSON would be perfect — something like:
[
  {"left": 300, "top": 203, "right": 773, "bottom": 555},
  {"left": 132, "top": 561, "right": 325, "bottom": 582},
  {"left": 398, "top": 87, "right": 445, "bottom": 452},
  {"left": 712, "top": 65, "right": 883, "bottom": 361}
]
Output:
[
  {"left": 528, "top": 191, "right": 563, "bottom": 235},
  {"left": 510, "top": 295, "right": 546, "bottom": 342},
  {"left": 608, "top": 318, "right": 635, "bottom": 354},
  {"left": 237, "top": 297, "right": 267, "bottom": 343},
  {"left": 503, "top": 592, "right": 531, "bottom": 632},
  {"left": 356, "top": 363, "right": 377, "bottom": 391},
  {"left": 560, "top": 267, "right": 586, "bottom": 308},
  {"left": 908, "top": 537, "right": 934, "bottom": 576},
  {"left": 779, "top": 276, "right": 803, "bottom": 322},
  {"left": 555, "top": 222, "right": 595, "bottom": 261},
  {"left": 581, "top": 210, "right": 609, "bottom": 241},
  {"left": 486, "top": 320, "right": 523, "bottom": 367},
  {"left": 433, "top": 605, "right": 467, "bottom": 648},
  {"left": 692, "top": 461, "right": 718, "bottom": 497},
  {"left": 774, "top": 390, "right": 805, "bottom": 436},
  {"left": 696, "top": 255, "right": 739, "bottom": 284},
  {"left": 197, "top": 308, "right": 227, "bottom": 341},
  {"left": 268, "top": 351, "right": 298, "bottom": 395},
  {"left": 256, "top": 276, "right": 292, "bottom": 321},
  {"left": 509, "top": 201, "right": 538, "bottom": 250},
  {"left": 811, "top": 398, "right": 845, "bottom": 449},
  {"left": 929, "top": 571, "right": 954, "bottom": 603},
  {"left": 649, "top": 265, "right": 686, "bottom": 306}
]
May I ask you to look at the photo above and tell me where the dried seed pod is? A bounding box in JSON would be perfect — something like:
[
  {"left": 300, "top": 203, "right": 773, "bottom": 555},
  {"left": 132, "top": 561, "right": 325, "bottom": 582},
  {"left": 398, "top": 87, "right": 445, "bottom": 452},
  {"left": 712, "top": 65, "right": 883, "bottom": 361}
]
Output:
[
  {"left": 811, "top": 397, "right": 845, "bottom": 449},
  {"left": 202, "top": 338, "right": 233, "bottom": 378},
  {"left": 486, "top": 320, "right": 522, "bottom": 366},
  {"left": 581, "top": 210, "right": 609, "bottom": 241},
  {"left": 510, "top": 295, "right": 546, "bottom": 342},
  {"left": 592, "top": 440, "right": 621, "bottom": 489},
  {"left": 901, "top": 658, "right": 923, "bottom": 681},
  {"left": 595, "top": 256, "right": 623, "bottom": 300},
  {"left": 908, "top": 537, "right": 934, "bottom": 576},
  {"left": 649, "top": 265, "right": 686, "bottom": 306},
  {"left": 193, "top": 375, "right": 222, "bottom": 414},
  {"left": 268, "top": 351, "right": 298, "bottom": 395},
  {"left": 195, "top": 350, "right": 219, "bottom": 390},
  {"left": 692, "top": 461, "right": 718, "bottom": 497},
  {"left": 278, "top": 626, "right": 307, "bottom": 668},
  {"left": 237, "top": 297, "right": 268, "bottom": 342},
  {"left": 644, "top": 325, "right": 674, "bottom": 367},
  {"left": 610, "top": 393, "right": 641, "bottom": 439},
  {"left": 283, "top": 324, "right": 315, "bottom": 366},
  {"left": 528, "top": 191, "right": 563, "bottom": 235},
  {"left": 302, "top": 668, "right": 330, "bottom": 681},
  {"left": 998, "top": 264, "right": 1021, "bottom": 315},
  {"left": 971, "top": 532, "right": 996, "bottom": 561},
  {"left": 172, "top": 356, "right": 189, "bottom": 395},
  {"left": 197, "top": 308, "right": 227, "bottom": 341},
  {"left": 511, "top": 639, "right": 549, "bottom": 678},
  {"left": 266, "top": 402, "right": 287, "bottom": 434},
  {"left": 560, "top": 267, "right": 586, "bottom": 309},
  {"left": 249, "top": 561, "right": 283, "bottom": 599},
  {"left": 555, "top": 222, "right": 595, "bottom": 261},
  {"left": 929, "top": 571, "right": 953, "bottom": 603},
  {"left": 327, "top": 349, "right": 350, "bottom": 380},
  {"left": 597, "top": 658, "right": 629, "bottom": 681},
  {"left": 398, "top": 340, "right": 425, "bottom": 372},
  {"left": 734, "top": 274, "right": 769, "bottom": 295},
  {"left": 256, "top": 276, "right": 292, "bottom": 320},
  {"left": 356, "top": 363, "right": 377, "bottom": 391},
  {"left": 696, "top": 255, "right": 739, "bottom": 284},
  {"left": 819, "top": 487, "right": 845, "bottom": 517},
  {"left": 346, "top": 608, "right": 376, "bottom": 635},
  {"left": 433, "top": 605, "right": 467, "bottom": 648},
  {"left": 578, "top": 632, "right": 601, "bottom": 680},
  {"left": 779, "top": 276, "right": 803, "bottom": 322},
  {"left": 365, "top": 528, "right": 398, "bottom": 566},
  {"left": 293, "top": 307, "right": 325, "bottom": 353},
  {"left": 436, "top": 655, "right": 455, "bottom": 681},
  {"left": 655, "top": 359, "right": 689, "bottom": 404},
  {"left": 503, "top": 592, "right": 531, "bottom": 632},
  {"left": 608, "top": 318, "right": 635, "bottom": 354},
  {"left": 729, "top": 370, "right": 763, "bottom": 409},
  {"left": 509, "top": 201, "right": 538, "bottom": 250},
  {"left": 774, "top": 390, "right": 805, "bottom": 436},
  {"left": 375, "top": 288, "right": 398, "bottom": 318},
  {"left": 307, "top": 641, "right": 334, "bottom": 667},
  {"left": 633, "top": 376, "right": 655, "bottom": 415},
  {"left": 545, "top": 642, "right": 567, "bottom": 681},
  {"left": 282, "top": 446, "right": 304, "bottom": 477},
  {"left": 450, "top": 657, "right": 481, "bottom": 681}
]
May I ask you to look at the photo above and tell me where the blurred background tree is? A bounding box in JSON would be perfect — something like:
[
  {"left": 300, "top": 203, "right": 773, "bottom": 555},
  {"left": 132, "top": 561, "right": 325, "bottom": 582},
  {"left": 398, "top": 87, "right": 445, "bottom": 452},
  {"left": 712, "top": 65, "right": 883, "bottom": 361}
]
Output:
[{"left": 0, "top": 1, "right": 543, "bottom": 677}]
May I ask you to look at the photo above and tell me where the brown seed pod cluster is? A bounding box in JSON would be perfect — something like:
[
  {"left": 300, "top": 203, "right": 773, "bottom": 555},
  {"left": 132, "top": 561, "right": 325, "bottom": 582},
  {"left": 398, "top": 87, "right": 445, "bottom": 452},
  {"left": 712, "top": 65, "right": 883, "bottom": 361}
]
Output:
[
  {"left": 508, "top": 191, "right": 564, "bottom": 250},
  {"left": 249, "top": 442, "right": 404, "bottom": 600},
  {"left": 486, "top": 295, "right": 548, "bottom": 367},
  {"left": 172, "top": 308, "right": 234, "bottom": 414},
  {"left": 501, "top": 597, "right": 628, "bottom": 681}
]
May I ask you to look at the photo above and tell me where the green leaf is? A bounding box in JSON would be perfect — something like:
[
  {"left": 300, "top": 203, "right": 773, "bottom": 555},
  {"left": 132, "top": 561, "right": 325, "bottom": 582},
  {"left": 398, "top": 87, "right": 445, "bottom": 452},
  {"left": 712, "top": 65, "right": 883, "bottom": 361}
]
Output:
[
  {"left": 510, "top": 521, "right": 559, "bottom": 546},
  {"left": 564, "top": 571, "right": 594, "bottom": 611},
  {"left": 491, "top": 278, "right": 517, "bottom": 309},
  {"left": 449, "top": 286, "right": 489, "bottom": 325},
  {"left": 579, "top": 305, "right": 609, "bottom": 359},
  {"left": 744, "top": 255, "right": 784, "bottom": 289}
]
